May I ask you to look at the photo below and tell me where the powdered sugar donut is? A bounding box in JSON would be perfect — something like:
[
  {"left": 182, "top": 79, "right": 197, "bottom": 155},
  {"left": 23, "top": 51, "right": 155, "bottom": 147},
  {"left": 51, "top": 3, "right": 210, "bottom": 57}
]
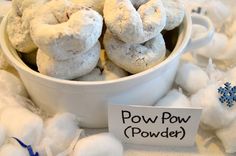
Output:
[
  {"left": 7, "top": 9, "right": 37, "bottom": 53},
  {"left": 104, "top": 31, "right": 166, "bottom": 74},
  {"left": 38, "top": 113, "right": 79, "bottom": 155},
  {"left": 37, "top": 42, "right": 100, "bottom": 79},
  {"left": 0, "top": 70, "right": 28, "bottom": 97},
  {"left": 103, "top": 0, "right": 166, "bottom": 44},
  {"left": 0, "top": 106, "right": 43, "bottom": 146},
  {"left": 76, "top": 50, "right": 129, "bottom": 81},
  {"left": 162, "top": 0, "right": 185, "bottom": 30},
  {"left": 72, "top": 0, "right": 105, "bottom": 15},
  {"left": 30, "top": 0, "right": 103, "bottom": 61}
]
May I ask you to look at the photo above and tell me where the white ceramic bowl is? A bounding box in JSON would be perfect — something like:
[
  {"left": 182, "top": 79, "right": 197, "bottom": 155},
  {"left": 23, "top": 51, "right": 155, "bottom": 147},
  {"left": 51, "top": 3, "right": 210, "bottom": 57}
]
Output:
[{"left": 0, "top": 11, "right": 214, "bottom": 128}]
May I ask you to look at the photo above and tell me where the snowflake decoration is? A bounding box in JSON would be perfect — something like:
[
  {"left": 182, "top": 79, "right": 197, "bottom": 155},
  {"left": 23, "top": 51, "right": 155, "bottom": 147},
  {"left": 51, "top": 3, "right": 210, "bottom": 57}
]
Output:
[{"left": 218, "top": 82, "right": 236, "bottom": 108}]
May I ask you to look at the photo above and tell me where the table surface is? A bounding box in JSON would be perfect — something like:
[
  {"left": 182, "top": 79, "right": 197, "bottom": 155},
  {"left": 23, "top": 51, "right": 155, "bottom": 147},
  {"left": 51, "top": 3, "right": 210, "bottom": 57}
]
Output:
[{"left": 84, "top": 126, "right": 232, "bottom": 156}]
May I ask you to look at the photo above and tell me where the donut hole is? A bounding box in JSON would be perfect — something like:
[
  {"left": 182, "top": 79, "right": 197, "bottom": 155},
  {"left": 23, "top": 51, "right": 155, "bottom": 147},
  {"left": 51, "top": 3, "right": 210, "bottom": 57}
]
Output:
[
  {"left": 130, "top": 0, "right": 149, "bottom": 10},
  {"left": 50, "top": 6, "right": 94, "bottom": 24},
  {"left": 51, "top": 11, "right": 72, "bottom": 24}
]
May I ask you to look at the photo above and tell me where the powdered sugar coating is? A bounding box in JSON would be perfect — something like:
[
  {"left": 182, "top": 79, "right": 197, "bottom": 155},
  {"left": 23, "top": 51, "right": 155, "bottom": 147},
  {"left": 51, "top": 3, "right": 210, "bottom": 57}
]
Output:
[
  {"left": 76, "top": 50, "right": 129, "bottom": 81},
  {"left": 30, "top": 0, "right": 103, "bottom": 61},
  {"left": 37, "top": 42, "right": 100, "bottom": 80},
  {"left": 72, "top": 0, "right": 105, "bottom": 15},
  {"left": 163, "top": 0, "right": 185, "bottom": 30},
  {"left": 104, "top": 31, "right": 166, "bottom": 74},
  {"left": 103, "top": 0, "right": 166, "bottom": 44},
  {"left": 7, "top": 9, "right": 37, "bottom": 53}
]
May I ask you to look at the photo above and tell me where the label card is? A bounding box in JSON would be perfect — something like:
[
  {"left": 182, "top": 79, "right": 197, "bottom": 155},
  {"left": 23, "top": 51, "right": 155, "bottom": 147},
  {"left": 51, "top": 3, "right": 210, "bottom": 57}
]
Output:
[{"left": 108, "top": 105, "right": 202, "bottom": 147}]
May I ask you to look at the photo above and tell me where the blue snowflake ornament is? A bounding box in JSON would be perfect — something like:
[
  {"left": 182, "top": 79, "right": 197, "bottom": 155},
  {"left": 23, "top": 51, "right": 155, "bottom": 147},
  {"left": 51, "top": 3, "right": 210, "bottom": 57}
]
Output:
[{"left": 218, "top": 82, "right": 236, "bottom": 108}]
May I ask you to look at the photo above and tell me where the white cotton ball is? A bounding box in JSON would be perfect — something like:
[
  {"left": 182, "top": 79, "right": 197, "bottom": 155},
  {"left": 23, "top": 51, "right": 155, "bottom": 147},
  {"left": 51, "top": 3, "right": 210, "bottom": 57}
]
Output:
[
  {"left": 0, "top": 144, "right": 27, "bottom": 156},
  {"left": 192, "top": 32, "right": 229, "bottom": 60},
  {"left": 155, "top": 89, "right": 190, "bottom": 108},
  {"left": 0, "top": 106, "right": 43, "bottom": 146},
  {"left": 191, "top": 84, "right": 236, "bottom": 130},
  {"left": 175, "top": 63, "right": 209, "bottom": 94},
  {"left": 0, "top": 70, "right": 28, "bottom": 97},
  {"left": 73, "top": 133, "right": 123, "bottom": 156},
  {"left": 0, "top": 124, "right": 6, "bottom": 147},
  {"left": 0, "top": 93, "right": 33, "bottom": 111},
  {"left": 205, "top": 0, "right": 231, "bottom": 29},
  {"left": 216, "top": 119, "right": 236, "bottom": 153},
  {"left": 72, "top": 0, "right": 105, "bottom": 15},
  {"left": 40, "top": 113, "right": 79, "bottom": 155}
]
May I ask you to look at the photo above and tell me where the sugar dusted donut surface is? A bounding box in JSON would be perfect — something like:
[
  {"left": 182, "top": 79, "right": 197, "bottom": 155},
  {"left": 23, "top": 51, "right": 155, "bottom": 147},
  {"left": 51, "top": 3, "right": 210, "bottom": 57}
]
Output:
[
  {"left": 37, "top": 42, "right": 101, "bottom": 79},
  {"left": 103, "top": 0, "right": 167, "bottom": 44},
  {"left": 104, "top": 31, "right": 166, "bottom": 74},
  {"left": 30, "top": 0, "right": 103, "bottom": 61}
]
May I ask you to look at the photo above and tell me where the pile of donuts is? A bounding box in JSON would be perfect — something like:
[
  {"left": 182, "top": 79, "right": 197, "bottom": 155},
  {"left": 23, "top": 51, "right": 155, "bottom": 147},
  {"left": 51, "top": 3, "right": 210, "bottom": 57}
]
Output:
[{"left": 7, "top": 0, "right": 185, "bottom": 80}]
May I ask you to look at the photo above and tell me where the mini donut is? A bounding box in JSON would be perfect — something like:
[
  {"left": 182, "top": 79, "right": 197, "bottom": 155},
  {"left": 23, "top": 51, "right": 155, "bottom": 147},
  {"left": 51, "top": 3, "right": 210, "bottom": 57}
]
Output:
[
  {"left": 103, "top": 0, "right": 166, "bottom": 44},
  {"left": 7, "top": 9, "right": 37, "bottom": 53},
  {"left": 30, "top": 0, "right": 103, "bottom": 61},
  {"left": 76, "top": 50, "right": 129, "bottom": 81},
  {"left": 104, "top": 31, "right": 166, "bottom": 74},
  {"left": 37, "top": 42, "right": 100, "bottom": 80},
  {"left": 162, "top": 0, "right": 185, "bottom": 30},
  {"left": 130, "top": 0, "right": 149, "bottom": 9},
  {"left": 72, "top": 0, "right": 105, "bottom": 15}
]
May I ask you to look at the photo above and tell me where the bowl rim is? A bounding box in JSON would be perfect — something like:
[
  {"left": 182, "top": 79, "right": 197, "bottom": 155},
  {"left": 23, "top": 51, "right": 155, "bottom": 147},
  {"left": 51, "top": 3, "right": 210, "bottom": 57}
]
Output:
[{"left": 0, "top": 9, "right": 192, "bottom": 86}]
